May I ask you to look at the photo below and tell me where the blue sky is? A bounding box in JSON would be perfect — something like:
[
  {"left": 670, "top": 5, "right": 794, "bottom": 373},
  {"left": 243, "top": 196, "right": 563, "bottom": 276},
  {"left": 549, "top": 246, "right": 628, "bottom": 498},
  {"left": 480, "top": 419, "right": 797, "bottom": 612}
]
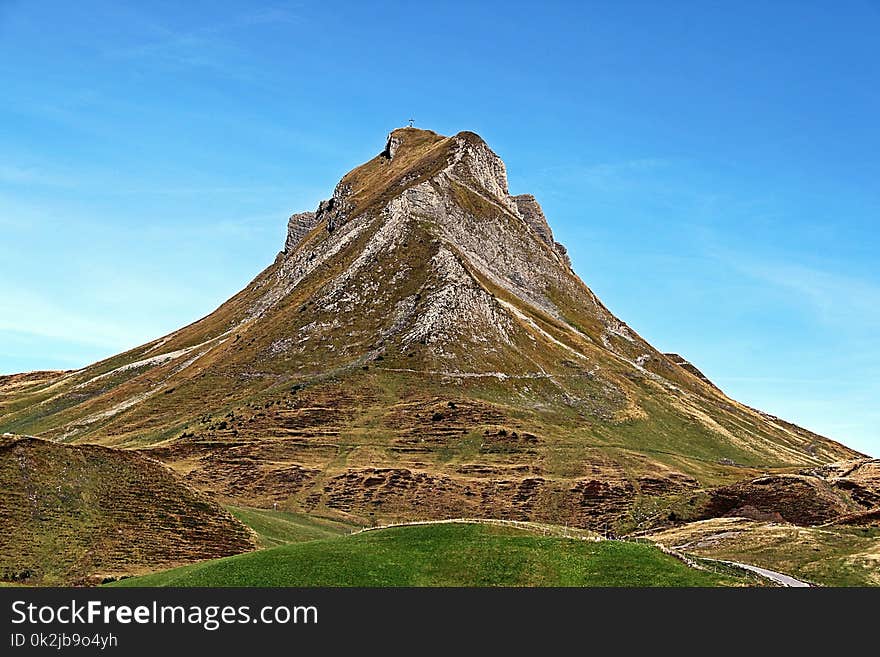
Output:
[{"left": 1, "top": 1, "right": 877, "bottom": 456}]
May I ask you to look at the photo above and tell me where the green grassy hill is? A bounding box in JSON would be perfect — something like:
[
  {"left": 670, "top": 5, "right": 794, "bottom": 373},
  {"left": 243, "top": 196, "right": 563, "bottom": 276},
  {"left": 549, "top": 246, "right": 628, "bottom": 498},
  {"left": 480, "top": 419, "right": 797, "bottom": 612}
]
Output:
[
  {"left": 226, "top": 506, "right": 357, "bottom": 547},
  {"left": 109, "top": 522, "right": 751, "bottom": 587}
]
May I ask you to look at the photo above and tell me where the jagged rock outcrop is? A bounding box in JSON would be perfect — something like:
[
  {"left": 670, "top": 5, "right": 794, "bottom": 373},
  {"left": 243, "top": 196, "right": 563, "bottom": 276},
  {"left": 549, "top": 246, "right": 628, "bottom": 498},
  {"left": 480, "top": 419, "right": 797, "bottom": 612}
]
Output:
[
  {"left": 513, "top": 194, "right": 552, "bottom": 245},
  {"left": 383, "top": 132, "right": 401, "bottom": 160},
  {"left": 284, "top": 211, "right": 319, "bottom": 253},
  {"left": 513, "top": 194, "right": 572, "bottom": 268},
  {"left": 314, "top": 182, "right": 354, "bottom": 233},
  {"left": 664, "top": 353, "right": 721, "bottom": 391}
]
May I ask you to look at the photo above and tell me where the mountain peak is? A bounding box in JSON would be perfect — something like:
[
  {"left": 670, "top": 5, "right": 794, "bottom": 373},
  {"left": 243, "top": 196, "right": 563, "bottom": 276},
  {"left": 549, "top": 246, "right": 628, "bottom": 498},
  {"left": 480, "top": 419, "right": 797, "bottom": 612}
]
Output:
[
  {"left": 285, "top": 127, "right": 516, "bottom": 253},
  {"left": 382, "top": 126, "right": 442, "bottom": 160},
  {"left": 4, "top": 127, "right": 863, "bottom": 543}
]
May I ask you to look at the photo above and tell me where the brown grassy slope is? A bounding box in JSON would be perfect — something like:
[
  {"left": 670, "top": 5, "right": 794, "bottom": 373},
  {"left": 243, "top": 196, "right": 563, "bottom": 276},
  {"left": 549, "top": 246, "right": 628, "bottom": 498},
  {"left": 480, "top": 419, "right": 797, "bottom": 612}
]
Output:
[
  {"left": 649, "top": 517, "right": 880, "bottom": 587},
  {"left": 0, "top": 435, "right": 255, "bottom": 585}
]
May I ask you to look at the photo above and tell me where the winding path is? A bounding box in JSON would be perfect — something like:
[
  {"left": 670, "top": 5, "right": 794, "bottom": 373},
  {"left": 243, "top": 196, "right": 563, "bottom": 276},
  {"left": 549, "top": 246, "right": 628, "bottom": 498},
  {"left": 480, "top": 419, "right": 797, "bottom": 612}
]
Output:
[{"left": 713, "top": 560, "right": 811, "bottom": 587}]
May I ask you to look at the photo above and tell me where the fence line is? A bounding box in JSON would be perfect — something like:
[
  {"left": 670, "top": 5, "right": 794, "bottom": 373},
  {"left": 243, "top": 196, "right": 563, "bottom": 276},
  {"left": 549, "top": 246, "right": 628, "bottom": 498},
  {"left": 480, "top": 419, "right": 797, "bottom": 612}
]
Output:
[
  {"left": 351, "top": 517, "right": 603, "bottom": 541},
  {"left": 349, "top": 517, "right": 798, "bottom": 584}
]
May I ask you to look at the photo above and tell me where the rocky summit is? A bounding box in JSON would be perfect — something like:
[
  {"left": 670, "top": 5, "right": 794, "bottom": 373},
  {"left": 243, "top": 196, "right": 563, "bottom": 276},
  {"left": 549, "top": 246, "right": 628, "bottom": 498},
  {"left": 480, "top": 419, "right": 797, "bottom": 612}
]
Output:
[{"left": 0, "top": 127, "right": 871, "bottom": 535}]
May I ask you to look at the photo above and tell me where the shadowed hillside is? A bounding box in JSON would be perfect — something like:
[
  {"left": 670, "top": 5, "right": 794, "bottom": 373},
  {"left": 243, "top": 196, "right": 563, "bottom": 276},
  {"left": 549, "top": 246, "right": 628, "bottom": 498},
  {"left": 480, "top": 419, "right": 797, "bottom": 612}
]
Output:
[{"left": 0, "top": 435, "right": 255, "bottom": 585}]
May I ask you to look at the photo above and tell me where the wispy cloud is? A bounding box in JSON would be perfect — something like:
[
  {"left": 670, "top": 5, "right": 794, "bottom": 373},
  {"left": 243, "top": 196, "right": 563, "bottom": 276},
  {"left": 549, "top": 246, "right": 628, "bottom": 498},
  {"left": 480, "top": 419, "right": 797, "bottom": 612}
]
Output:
[
  {"left": 717, "top": 376, "right": 851, "bottom": 384},
  {"left": 526, "top": 156, "right": 730, "bottom": 222},
  {"left": 0, "top": 288, "right": 148, "bottom": 350},
  {"left": 103, "top": 4, "right": 302, "bottom": 79},
  {"left": 116, "top": 184, "right": 291, "bottom": 197},
  {"left": 737, "top": 260, "right": 880, "bottom": 329},
  {"left": 572, "top": 158, "right": 673, "bottom": 192},
  {"left": 238, "top": 6, "right": 301, "bottom": 26},
  {"left": 532, "top": 157, "right": 675, "bottom": 194},
  {"left": 0, "top": 164, "right": 80, "bottom": 188}
]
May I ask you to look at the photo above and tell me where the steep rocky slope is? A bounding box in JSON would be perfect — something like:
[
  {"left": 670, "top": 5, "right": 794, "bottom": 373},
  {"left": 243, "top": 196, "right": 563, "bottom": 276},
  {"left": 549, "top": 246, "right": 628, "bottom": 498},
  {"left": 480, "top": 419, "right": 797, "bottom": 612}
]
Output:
[{"left": 0, "top": 127, "right": 864, "bottom": 532}]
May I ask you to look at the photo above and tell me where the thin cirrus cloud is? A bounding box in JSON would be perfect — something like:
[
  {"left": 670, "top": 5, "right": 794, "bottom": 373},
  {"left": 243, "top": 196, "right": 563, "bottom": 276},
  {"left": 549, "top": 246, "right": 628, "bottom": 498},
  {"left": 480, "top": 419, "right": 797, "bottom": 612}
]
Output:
[
  {"left": 532, "top": 158, "right": 675, "bottom": 195},
  {"left": 573, "top": 158, "right": 674, "bottom": 192},
  {"left": 0, "top": 288, "right": 148, "bottom": 351},
  {"left": 734, "top": 260, "right": 880, "bottom": 330},
  {"left": 0, "top": 164, "right": 80, "bottom": 189},
  {"left": 527, "top": 156, "right": 728, "bottom": 225},
  {"left": 100, "top": 5, "right": 301, "bottom": 78}
]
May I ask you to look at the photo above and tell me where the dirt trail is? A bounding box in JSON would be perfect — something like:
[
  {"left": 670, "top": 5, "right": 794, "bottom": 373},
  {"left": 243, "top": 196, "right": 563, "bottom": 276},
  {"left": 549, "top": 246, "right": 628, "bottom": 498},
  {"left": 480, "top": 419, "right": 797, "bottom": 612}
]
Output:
[{"left": 713, "top": 560, "right": 811, "bottom": 587}]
